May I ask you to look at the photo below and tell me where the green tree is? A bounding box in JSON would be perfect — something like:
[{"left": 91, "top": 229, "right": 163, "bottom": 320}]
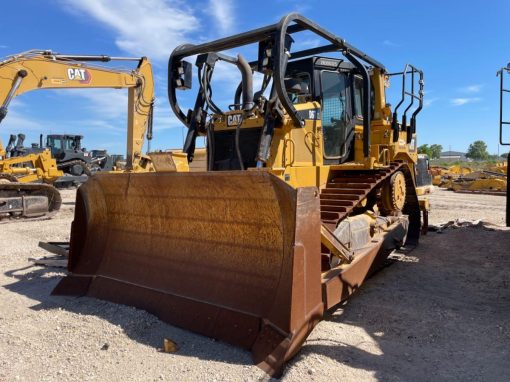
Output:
[
  {"left": 418, "top": 143, "right": 442, "bottom": 159},
  {"left": 501, "top": 152, "right": 509, "bottom": 158},
  {"left": 466, "top": 140, "right": 489, "bottom": 160},
  {"left": 417, "top": 144, "right": 432, "bottom": 157},
  {"left": 429, "top": 144, "right": 443, "bottom": 159}
]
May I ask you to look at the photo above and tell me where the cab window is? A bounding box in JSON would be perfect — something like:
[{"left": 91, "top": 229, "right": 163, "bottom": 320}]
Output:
[
  {"left": 64, "top": 139, "right": 75, "bottom": 150},
  {"left": 353, "top": 75, "right": 375, "bottom": 120},
  {"left": 47, "top": 137, "right": 62, "bottom": 149},
  {"left": 321, "top": 71, "right": 348, "bottom": 158},
  {"left": 286, "top": 72, "right": 311, "bottom": 104},
  {"left": 353, "top": 75, "right": 364, "bottom": 119}
]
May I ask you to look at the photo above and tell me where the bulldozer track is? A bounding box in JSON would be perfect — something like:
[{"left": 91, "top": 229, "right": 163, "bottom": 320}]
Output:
[
  {"left": 320, "top": 161, "right": 421, "bottom": 245},
  {"left": 0, "top": 182, "right": 62, "bottom": 223},
  {"left": 0, "top": 173, "right": 19, "bottom": 183}
]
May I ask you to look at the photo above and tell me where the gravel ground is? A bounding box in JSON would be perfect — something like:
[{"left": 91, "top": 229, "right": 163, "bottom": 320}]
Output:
[
  {"left": 425, "top": 187, "right": 506, "bottom": 225},
  {"left": 0, "top": 187, "right": 509, "bottom": 381}
]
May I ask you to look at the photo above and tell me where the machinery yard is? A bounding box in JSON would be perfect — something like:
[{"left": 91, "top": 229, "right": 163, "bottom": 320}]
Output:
[
  {"left": 1, "top": 6, "right": 510, "bottom": 381},
  {"left": 0, "top": 188, "right": 508, "bottom": 381}
]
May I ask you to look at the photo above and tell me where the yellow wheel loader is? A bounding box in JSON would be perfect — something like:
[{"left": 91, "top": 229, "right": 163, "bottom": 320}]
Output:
[
  {"left": 54, "top": 14, "right": 425, "bottom": 376},
  {"left": 0, "top": 50, "right": 154, "bottom": 221}
]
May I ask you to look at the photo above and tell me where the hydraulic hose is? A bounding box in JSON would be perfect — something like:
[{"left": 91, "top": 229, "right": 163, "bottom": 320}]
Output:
[
  {"left": 235, "top": 54, "right": 254, "bottom": 111},
  {"left": 235, "top": 115, "right": 245, "bottom": 170}
]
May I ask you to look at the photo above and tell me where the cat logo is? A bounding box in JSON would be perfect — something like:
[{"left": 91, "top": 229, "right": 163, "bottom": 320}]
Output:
[
  {"left": 308, "top": 110, "right": 316, "bottom": 119},
  {"left": 226, "top": 113, "right": 242, "bottom": 127},
  {"left": 67, "top": 68, "right": 91, "bottom": 84}
]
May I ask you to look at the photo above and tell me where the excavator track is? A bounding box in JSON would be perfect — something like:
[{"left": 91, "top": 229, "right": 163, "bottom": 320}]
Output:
[{"left": 0, "top": 181, "right": 62, "bottom": 223}]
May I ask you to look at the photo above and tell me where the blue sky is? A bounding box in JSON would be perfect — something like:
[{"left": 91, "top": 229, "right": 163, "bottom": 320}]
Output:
[{"left": 2, "top": 0, "right": 510, "bottom": 156}]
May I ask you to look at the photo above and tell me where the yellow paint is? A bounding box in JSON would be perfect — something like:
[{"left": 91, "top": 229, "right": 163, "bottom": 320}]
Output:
[
  {"left": 0, "top": 149, "right": 63, "bottom": 183},
  {"left": 196, "top": 69, "right": 419, "bottom": 189},
  {"left": 0, "top": 50, "right": 155, "bottom": 172}
]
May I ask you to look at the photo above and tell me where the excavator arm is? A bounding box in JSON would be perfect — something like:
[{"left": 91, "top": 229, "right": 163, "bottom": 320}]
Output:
[{"left": 0, "top": 50, "right": 155, "bottom": 170}]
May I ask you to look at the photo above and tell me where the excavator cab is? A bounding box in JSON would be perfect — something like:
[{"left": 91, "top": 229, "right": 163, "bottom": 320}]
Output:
[{"left": 55, "top": 14, "right": 424, "bottom": 377}]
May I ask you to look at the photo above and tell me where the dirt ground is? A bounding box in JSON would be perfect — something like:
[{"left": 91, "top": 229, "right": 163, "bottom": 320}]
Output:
[{"left": 0, "top": 187, "right": 509, "bottom": 381}]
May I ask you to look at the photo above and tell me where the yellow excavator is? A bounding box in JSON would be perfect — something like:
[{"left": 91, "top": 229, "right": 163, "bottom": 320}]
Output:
[
  {"left": 54, "top": 14, "right": 424, "bottom": 376},
  {"left": 0, "top": 50, "right": 154, "bottom": 221}
]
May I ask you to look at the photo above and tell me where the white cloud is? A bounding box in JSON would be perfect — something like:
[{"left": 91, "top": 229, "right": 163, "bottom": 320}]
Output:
[
  {"left": 0, "top": 99, "right": 44, "bottom": 132},
  {"left": 57, "top": 89, "right": 182, "bottom": 132},
  {"left": 460, "top": 84, "right": 483, "bottom": 93},
  {"left": 60, "top": 0, "right": 199, "bottom": 61},
  {"left": 153, "top": 98, "right": 184, "bottom": 131},
  {"left": 423, "top": 97, "right": 439, "bottom": 107},
  {"left": 383, "top": 40, "right": 400, "bottom": 47},
  {"left": 58, "top": 88, "right": 128, "bottom": 119},
  {"left": 2, "top": 110, "right": 44, "bottom": 131},
  {"left": 73, "top": 119, "right": 125, "bottom": 133},
  {"left": 207, "top": 0, "right": 235, "bottom": 35},
  {"left": 293, "top": 38, "right": 322, "bottom": 51},
  {"left": 450, "top": 97, "right": 481, "bottom": 106}
]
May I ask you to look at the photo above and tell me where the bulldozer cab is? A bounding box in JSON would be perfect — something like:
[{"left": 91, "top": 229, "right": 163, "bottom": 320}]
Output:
[
  {"left": 46, "top": 134, "right": 83, "bottom": 159},
  {"left": 285, "top": 57, "right": 364, "bottom": 164},
  {"left": 46, "top": 134, "right": 83, "bottom": 151}
]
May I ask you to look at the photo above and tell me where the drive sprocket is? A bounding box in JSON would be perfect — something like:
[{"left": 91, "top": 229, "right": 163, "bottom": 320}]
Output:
[{"left": 379, "top": 170, "right": 406, "bottom": 214}]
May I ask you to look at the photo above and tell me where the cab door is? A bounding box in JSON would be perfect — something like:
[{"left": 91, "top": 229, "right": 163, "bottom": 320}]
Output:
[{"left": 320, "top": 70, "right": 355, "bottom": 164}]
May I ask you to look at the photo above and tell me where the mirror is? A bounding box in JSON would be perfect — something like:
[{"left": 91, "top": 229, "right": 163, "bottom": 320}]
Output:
[{"left": 174, "top": 60, "right": 192, "bottom": 90}]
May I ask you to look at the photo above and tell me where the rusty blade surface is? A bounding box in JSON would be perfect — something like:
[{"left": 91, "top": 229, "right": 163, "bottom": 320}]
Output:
[{"left": 53, "top": 171, "right": 323, "bottom": 377}]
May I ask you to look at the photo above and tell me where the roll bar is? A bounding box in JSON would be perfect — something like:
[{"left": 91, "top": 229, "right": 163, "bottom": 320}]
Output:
[{"left": 168, "top": 13, "right": 385, "bottom": 145}]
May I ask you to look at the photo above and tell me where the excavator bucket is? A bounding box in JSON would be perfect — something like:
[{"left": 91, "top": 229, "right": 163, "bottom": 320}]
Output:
[{"left": 53, "top": 171, "right": 324, "bottom": 376}]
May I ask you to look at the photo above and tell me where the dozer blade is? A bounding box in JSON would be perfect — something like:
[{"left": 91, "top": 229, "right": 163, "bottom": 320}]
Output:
[{"left": 53, "top": 171, "right": 324, "bottom": 376}]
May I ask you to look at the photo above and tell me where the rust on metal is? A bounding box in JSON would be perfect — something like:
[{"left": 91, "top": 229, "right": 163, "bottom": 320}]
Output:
[
  {"left": 320, "top": 162, "right": 420, "bottom": 244},
  {"left": 318, "top": 163, "right": 419, "bottom": 308},
  {"left": 53, "top": 171, "right": 324, "bottom": 376},
  {"left": 53, "top": 163, "right": 420, "bottom": 376}
]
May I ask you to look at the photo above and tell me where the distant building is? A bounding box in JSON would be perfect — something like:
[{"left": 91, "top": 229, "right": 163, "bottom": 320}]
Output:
[{"left": 439, "top": 151, "right": 468, "bottom": 161}]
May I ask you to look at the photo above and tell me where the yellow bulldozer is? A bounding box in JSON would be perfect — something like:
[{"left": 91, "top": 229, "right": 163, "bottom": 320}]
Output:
[
  {"left": 54, "top": 14, "right": 425, "bottom": 376},
  {"left": 0, "top": 50, "right": 154, "bottom": 221}
]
